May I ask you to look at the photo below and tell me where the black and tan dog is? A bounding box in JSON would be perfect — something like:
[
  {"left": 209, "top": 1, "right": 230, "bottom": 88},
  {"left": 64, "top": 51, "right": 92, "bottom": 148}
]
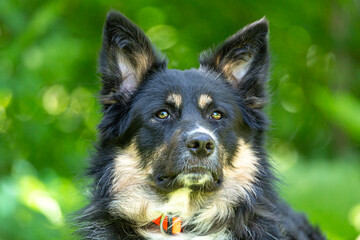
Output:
[{"left": 75, "top": 10, "right": 326, "bottom": 240}]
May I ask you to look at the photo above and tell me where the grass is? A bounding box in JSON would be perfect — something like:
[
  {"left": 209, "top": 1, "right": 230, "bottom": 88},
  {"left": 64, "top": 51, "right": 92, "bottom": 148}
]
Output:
[{"left": 279, "top": 158, "right": 360, "bottom": 240}]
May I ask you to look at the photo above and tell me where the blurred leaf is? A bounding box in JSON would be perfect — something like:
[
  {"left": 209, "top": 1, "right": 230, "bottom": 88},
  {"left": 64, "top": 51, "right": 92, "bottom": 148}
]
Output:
[{"left": 313, "top": 87, "right": 360, "bottom": 143}]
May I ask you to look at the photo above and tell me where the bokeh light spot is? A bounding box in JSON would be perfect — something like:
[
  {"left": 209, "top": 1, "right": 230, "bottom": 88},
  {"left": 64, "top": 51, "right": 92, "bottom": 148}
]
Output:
[
  {"left": 69, "top": 87, "right": 94, "bottom": 115},
  {"left": 136, "top": 7, "right": 165, "bottom": 30},
  {"left": 287, "top": 25, "right": 311, "bottom": 54},
  {"left": 147, "top": 25, "right": 177, "bottom": 50},
  {"left": 23, "top": 47, "right": 44, "bottom": 70},
  {"left": 0, "top": 106, "right": 10, "bottom": 133},
  {"left": 270, "top": 139, "right": 298, "bottom": 171},
  {"left": 280, "top": 79, "right": 304, "bottom": 113},
  {"left": 0, "top": 178, "right": 17, "bottom": 218},
  {"left": 57, "top": 109, "right": 81, "bottom": 133},
  {"left": 42, "top": 85, "right": 69, "bottom": 115},
  {"left": 349, "top": 204, "right": 360, "bottom": 231},
  {"left": 306, "top": 45, "right": 318, "bottom": 67},
  {"left": 0, "top": 89, "right": 13, "bottom": 108},
  {"left": 19, "top": 175, "right": 63, "bottom": 225},
  {"left": 324, "top": 52, "right": 336, "bottom": 72}
]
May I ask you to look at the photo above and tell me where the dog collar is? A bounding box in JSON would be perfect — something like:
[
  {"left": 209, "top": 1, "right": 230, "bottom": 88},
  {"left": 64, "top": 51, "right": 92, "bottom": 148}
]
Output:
[{"left": 152, "top": 214, "right": 182, "bottom": 235}]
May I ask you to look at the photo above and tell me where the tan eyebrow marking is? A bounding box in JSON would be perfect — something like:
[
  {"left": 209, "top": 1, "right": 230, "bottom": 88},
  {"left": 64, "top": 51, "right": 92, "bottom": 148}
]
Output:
[
  {"left": 166, "top": 93, "right": 182, "bottom": 108},
  {"left": 198, "top": 94, "right": 213, "bottom": 109}
]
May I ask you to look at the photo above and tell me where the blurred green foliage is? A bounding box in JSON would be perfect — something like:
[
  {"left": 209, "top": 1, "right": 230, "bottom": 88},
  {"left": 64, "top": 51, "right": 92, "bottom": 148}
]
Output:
[{"left": 0, "top": 0, "right": 359, "bottom": 239}]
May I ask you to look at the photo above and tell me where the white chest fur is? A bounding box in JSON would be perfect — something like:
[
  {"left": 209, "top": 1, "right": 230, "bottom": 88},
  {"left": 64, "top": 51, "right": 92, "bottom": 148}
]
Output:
[
  {"left": 159, "top": 188, "right": 192, "bottom": 217},
  {"left": 139, "top": 189, "right": 232, "bottom": 240}
]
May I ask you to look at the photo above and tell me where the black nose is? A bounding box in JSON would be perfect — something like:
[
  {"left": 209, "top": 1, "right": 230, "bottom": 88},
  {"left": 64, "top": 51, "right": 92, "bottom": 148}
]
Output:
[{"left": 186, "top": 133, "right": 215, "bottom": 157}]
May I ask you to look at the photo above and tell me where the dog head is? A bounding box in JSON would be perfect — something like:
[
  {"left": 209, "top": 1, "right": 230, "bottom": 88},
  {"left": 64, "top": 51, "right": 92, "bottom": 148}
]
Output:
[{"left": 97, "top": 11, "right": 269, "bottom": 196}]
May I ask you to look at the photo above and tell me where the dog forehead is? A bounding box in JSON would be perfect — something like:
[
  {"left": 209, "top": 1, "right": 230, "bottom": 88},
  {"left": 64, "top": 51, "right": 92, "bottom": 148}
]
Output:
[{"left": 143, "top": 68, "right": 231, "bottom": 101}]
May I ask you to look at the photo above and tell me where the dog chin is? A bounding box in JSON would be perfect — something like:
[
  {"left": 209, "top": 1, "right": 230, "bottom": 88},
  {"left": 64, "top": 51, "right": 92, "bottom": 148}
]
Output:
[
  {"left": 178, "top": 172, "right": 220, "bottom": 191},
  {"left": 154, "top": 170, "right": 222, "bottom": 192},
  {"left": 179, "top": 172, "right": 213, "bottom": 185}
]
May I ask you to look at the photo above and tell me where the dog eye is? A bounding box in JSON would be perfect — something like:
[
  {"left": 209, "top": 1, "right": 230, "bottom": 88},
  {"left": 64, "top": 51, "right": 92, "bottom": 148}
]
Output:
[
  {"left": 210, "top": 111, "right": 223, "bottom": 120},
  {"left": 156, "top": 110, "right": 170, "bottom": 119}
]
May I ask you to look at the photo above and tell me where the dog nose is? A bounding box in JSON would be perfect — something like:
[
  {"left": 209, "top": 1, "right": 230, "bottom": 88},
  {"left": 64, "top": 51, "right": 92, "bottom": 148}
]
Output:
[{"left": 186, "top": 133, "right": 215, "bottom": 157}]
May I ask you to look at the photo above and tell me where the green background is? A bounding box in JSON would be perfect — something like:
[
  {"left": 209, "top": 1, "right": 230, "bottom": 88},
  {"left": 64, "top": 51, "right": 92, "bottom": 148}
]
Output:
[{"left": 0, "top": 0, "right": 359, "bottom": 239}]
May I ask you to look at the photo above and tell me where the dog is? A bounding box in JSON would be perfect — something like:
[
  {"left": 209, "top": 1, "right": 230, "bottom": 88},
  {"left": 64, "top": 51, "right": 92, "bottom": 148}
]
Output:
[{"left": 75, "top": 10, "right": 326, "bottom": 240}]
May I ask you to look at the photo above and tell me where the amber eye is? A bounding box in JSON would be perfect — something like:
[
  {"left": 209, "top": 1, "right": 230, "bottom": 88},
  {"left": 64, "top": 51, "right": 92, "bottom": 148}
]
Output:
[
  {"left": 211, "top": 111, "right": 223, "bottom": 120},
  {"left": 156, "top": 110, "right": 170, "bottom": 119}
]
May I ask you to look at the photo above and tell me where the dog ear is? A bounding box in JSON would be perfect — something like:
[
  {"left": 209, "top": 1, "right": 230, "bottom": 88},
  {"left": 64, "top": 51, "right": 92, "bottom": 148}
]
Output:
[
  {"left": 99, "top": 10, "right": 166, "bottom": 105},
  {"left": 200, "top": 18, "right": 269, "bottom": 109}
]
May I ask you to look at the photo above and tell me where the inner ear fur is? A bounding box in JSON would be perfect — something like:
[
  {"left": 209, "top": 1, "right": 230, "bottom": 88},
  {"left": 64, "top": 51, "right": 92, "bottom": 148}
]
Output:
[
  {"left": 99, "top": 10, "right": 166, "bottom": 106},
  {"left": 200, "top": 17, "right": 270, "bottom": 109}
]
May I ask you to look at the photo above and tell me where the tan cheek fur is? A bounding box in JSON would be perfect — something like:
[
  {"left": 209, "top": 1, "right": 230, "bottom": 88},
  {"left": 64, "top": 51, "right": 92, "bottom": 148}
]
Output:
[
  {"left": 109, "top": 143, "right": 193, "bottom": 227},
  {"left": 223, "top": 139, "right": 259, "bottom": 196},
  {"left": 109, "top": 143, "right": 160, "bottom": 225}
]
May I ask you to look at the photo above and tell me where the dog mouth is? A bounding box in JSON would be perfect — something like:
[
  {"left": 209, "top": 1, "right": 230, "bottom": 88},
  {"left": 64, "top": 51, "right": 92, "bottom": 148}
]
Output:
[{"left": 154, "top": 165, "right": 222, "bottom": 192}]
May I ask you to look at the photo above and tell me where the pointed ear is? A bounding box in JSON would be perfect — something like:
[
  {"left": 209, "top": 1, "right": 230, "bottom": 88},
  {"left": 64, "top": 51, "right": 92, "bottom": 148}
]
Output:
[
  {"left": 200, "top": 18, "right": 269, "bottom": 109},
  {"left": 99, "top": 10, "right": 166, "bottom": 105}
]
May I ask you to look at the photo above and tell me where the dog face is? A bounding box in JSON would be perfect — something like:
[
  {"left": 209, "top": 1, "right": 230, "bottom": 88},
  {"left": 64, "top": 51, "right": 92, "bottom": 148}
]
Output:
[
  {"left": 129, "top": 69, "right": 245, "bottom": 192},
  {"left": 97, "top": 10, "right": 269, "bottom": 208}
]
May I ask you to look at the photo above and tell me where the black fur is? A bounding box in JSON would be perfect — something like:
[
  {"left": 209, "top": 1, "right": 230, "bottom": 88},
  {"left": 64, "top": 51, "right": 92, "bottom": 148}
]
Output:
[{"left": 75, "top": 10, "right": 326, "bottom": 240}]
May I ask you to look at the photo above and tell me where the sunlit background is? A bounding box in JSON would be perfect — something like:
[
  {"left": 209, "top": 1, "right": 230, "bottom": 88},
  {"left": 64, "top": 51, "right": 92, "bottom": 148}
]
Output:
[{"left": 0, "top": 0, "right": 359, "bottom": 239}]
